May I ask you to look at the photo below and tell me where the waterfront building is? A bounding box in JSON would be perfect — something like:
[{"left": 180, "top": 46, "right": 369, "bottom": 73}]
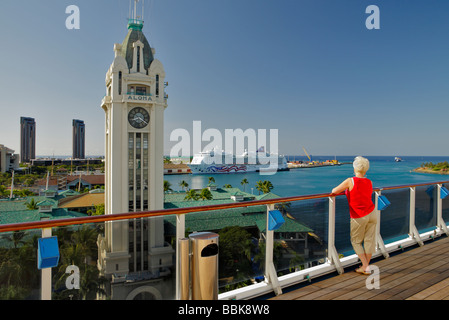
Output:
[
  {"left": 36, "top": 174, "right": 105, "bottom": 193},
  {"left": 66, "top": 174, "right": 104, "bottom": 191},
  {"left": 31, "top": 158, "right": 103, "bottom": 167},
  {"left": 72, "top": 119, "right": 85, "bottom": 159},
  {"left": 20, "top": 117, "right": 36, "bottom": 163},
  {"left": 97, "top": 4, "right": 172, "bottom": 299},
  {"left": 164, "top": 163, "right": 192, "bottom": 174},
  {"left": 0, "top": 144, "right": 20, "bottom": 173}
]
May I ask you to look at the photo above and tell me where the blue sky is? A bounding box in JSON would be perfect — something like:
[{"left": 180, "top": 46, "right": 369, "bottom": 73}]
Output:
[{"left": 1, "top": 0, "right": 449, "bottom": 157}]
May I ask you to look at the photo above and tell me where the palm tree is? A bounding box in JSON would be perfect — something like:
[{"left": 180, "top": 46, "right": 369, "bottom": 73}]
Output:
[
  {"left": 184, "top": 189, "right": 199, "bottom": 201},
  {"left": 164, "top": 180, "right": 173, "bottom": 193},
  {"left": 25, "top": 198, "right": 38, "bottom": 210},
  {"left": 240, "top": 178, "right": 249, "bottom": 192},
  {"left": 208, "top": 177, "right": 215, "bottom": 184},
  {"left": 70, "top": 226, "right": 98, "bottom": 260},
  {"left": 275, "top": 202, "right": 292, "bottom": 218},
  {"left": 223, "top": 184, "right": 232, "bottom": 188},
  {"left": 16, "top": 189, "right": 34, "bottom": 197},
  {"left": 255, "top": 180, "right": 274, "bottom": 194},
  {"left": 87, "top": 203, "right": 105, "bottom": 216},
  {"left": 255, "top": 180, "right": 263, "bottom": 195},
  {"left": 262, "top": 180, "right": 274, "bottom": 193},
  {"left": 179, "top": 180, "right": 189, "bottom": 191},
  {"left": 0, "top": 185, "right": 8, "bottom": 198},
  {"left": 1, "top": 231, "right": 26, "bottom": 249},
  {"left": 53, "top": 226, "right": 106, "bottom": 300},
  {"left": 199, "top": 188, "right": 213, "bottom": 201},
  {"left": 0, "top": 234, "right": 39, "bottom": 299}
]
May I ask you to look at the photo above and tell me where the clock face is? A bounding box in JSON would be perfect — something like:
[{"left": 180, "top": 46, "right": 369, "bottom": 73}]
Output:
[{"left": 128, "top": 107, "right": 150, "bottom": 129}]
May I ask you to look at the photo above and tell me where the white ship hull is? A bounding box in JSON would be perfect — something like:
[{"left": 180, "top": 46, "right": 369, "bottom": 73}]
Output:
[{"left": 187, "top": 149, "right": 288, "bottom": 174}]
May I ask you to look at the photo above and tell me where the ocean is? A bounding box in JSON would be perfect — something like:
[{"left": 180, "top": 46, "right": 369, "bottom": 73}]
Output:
[{"left": 164, "top": 155, "right": 449, "bottom": 197}]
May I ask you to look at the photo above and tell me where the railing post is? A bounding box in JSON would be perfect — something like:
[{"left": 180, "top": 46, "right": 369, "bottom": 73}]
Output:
[
  {"left": 374, "top": 191, "right": 389, "bottom": 258},
  {"left": 41, "top": 228, "right": 52, "bottom": 300},
  {"left": 409, "top": 187, "right": 423, "bottom": 246},
  {"left": 175, "top": 214, "right": 186, "bottom": 300},
  {"left": 437, "top": 184, "right": 449, "bottom": 236},
  {"left": 265, "top": 204, "right": 282, "bottom": 296},
  {"left": 328, "top": 196, "right": 343, "bottom": 274}
]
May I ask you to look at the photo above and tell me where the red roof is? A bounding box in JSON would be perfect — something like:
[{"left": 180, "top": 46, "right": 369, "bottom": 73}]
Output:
[{"left": 67, "top": 174, "right": 105, "bottom": 185}]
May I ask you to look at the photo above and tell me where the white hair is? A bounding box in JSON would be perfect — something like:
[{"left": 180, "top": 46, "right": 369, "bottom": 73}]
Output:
[{"left": 353, "top": 156, "right": 370, "bottom": 173}]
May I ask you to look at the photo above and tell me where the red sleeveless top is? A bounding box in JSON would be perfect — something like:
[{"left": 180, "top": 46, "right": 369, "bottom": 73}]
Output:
[{"left": 345, "top": 177, "right": 375, "bottom": 219}]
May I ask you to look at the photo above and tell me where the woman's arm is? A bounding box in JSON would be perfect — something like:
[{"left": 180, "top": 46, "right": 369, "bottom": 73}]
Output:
[{"left": 331, "top": 178, "right": 352, "bottom": 195}]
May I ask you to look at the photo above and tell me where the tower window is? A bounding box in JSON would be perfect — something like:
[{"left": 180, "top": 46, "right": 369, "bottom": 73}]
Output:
[
  {"left": 136, "top": 86, "right": 146, "bottom": 95},
  {"left": 156, "top": 74, "right": 159, "bottom": 97},
  {"left": 137, "top": 46, "right": 141, "bottom": 72},
  {"left": 118, "top": 71, "right": 122, "bottom": 95}
]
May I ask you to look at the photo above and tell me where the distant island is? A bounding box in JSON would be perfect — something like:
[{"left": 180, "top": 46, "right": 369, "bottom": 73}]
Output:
[{"left": 413, "top": 161, "right": 449, "bottom": 175}]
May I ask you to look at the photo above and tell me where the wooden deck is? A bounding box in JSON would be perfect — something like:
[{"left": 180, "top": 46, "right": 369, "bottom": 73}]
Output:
[{"left": 270, "top": 235, "right": 449, "bottom": 300}]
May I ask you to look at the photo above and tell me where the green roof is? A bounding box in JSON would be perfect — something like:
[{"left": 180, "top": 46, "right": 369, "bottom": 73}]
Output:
[
  {"left": 36, "top": 199, "right": 55, "bottom": 207},
  {"left": 164, "top": 188, "right": 313, "bottom": 235},
  {"left": 0, "top": 195, "right": 86, "bottom": 225},
  {"left": 0, "top": 207, "right": 86, "bottom": 225},
  {"left": 59, "top": 189, "right": 80, "bottom": 196}
]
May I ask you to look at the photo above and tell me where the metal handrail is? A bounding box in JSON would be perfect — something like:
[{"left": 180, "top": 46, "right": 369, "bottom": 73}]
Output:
[{"left": 0, "top": 180, "right": 448, "bottom": 233}]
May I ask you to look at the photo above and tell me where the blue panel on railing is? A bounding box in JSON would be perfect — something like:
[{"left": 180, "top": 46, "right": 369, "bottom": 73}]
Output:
[
  {"left": 37, "top": 236, "right": 60, "bottom": 269},
  {"left": 268, "top": 210, "right": 285, "bottom": 230},
  {"left": 441, "top": 187, "right": 449, "bottom": 199},
  {"left": 378, "top": 195, "right": 391, "bottom": 211}
]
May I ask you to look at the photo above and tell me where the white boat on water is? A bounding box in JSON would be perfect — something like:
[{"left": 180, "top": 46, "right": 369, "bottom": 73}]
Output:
[
  {"left": 395, "top": 157, "right": 403, "bottom": 162},
  {"left": 187, "top": 147, "right": 288, "bottom": 174}
]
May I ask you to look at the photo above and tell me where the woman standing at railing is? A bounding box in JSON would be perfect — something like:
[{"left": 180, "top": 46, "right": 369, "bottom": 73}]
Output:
[{"left": 332, "top": 156, "right": 376, "bottom": 275}]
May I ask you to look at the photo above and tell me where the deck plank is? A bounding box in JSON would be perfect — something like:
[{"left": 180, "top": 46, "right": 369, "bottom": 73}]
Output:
[{"left": 270, "top": 236, "right": 449, "bottom": 300}]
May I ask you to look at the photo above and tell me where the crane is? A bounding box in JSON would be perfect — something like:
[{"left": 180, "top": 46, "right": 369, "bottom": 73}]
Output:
[{"left": 302, "top": 147, "right": 311, "bottom": 162}]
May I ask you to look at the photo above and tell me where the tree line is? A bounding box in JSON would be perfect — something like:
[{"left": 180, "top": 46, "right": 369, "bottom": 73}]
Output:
[{"left": 164, "top": 177, "right": 275, "bottom": 201}]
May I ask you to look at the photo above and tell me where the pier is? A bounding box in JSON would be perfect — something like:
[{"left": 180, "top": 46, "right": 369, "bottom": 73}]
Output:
[{"left": 287, "top": 160, "right": 351, "bottom": 169}]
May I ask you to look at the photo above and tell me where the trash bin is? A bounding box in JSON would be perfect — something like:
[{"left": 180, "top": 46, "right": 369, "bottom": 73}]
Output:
[{"left": 189, "top": 232, "right": 219, "bottom": 300}]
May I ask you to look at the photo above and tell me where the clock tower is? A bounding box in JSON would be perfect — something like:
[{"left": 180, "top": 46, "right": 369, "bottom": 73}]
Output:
[{"left": 98, "top": 3, "right": 173, "bottom": 299}]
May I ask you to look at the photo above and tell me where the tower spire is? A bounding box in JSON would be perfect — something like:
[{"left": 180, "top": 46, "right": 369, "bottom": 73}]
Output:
[{"left": 128, "top": 0, "right": 144, "bottom": 30}]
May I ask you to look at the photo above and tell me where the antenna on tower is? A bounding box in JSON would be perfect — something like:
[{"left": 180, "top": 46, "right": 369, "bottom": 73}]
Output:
[{"left": 128, "top": 0, "right": 144, "bottom": 30}]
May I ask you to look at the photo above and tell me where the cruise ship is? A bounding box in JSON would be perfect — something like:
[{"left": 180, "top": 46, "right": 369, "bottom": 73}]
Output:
[{"left": 187, "top": 147, "right": 288, "bottom": 174}]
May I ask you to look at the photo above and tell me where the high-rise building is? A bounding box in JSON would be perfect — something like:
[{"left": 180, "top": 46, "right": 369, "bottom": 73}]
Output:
[
  {"left": 0, "top": 144, "right": 20, "bottom": 173},
  {"left": 72, "top": 119, "right": 85, "bottom": 159},
  {"left": 97, "top": 2, "right": 172, "bottom": 300},
  {"left": 20, "top": 117, "right": 35, "bottom": 163}
]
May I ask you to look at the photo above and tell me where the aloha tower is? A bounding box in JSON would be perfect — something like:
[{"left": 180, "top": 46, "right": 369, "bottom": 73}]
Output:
[{"left": 97, "top": 2, "right": 173, "bottom": 300}]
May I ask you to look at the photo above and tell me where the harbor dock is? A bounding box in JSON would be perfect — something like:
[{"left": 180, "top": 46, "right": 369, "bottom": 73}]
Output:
[{"left": 287, "top": 160, "right": 350, "bottom": 169}]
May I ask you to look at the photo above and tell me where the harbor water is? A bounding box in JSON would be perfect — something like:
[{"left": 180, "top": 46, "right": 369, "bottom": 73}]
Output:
[
  {"left": 164, "top": 156, "right": 449, "bottom": 258},
  {"left": 164, "top": 156, "right": 449, "bottom": 197}
]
